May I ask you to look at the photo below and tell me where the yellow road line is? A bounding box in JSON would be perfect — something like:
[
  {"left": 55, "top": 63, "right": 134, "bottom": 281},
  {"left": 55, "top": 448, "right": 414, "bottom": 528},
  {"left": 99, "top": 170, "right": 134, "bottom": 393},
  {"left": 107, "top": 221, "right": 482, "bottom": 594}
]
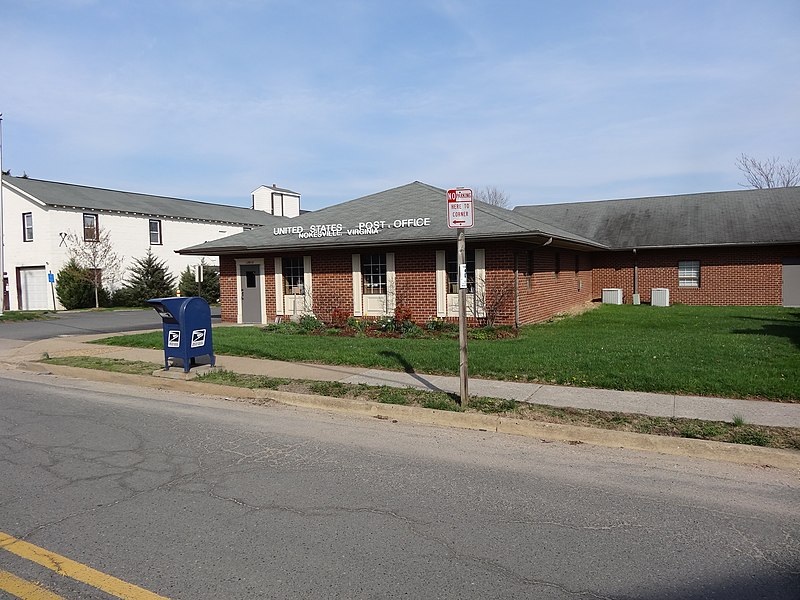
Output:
[
  {"left": 0, "top": 532, "right": 169, "bottom": 600},
  {"left": 0, "top": 569, "right": 65, "bottom": 600}
]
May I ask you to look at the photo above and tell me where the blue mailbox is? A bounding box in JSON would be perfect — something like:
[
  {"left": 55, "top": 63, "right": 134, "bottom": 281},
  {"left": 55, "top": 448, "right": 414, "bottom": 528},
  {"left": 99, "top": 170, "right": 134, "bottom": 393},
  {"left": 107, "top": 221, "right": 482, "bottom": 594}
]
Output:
[{"left": 147, "top": 297, "right": 215, "bottom": 372}]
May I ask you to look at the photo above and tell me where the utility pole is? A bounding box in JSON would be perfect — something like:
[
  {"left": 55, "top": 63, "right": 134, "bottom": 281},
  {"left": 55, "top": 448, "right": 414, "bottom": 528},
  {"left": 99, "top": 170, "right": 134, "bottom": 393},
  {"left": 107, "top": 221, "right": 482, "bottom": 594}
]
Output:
[{"left": 0, "top": 113, "right": 5, "bottom": 316}]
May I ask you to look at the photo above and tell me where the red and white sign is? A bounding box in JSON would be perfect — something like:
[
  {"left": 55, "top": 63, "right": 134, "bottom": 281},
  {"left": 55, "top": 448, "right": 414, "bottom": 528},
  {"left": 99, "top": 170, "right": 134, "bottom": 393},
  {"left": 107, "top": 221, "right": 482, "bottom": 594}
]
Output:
[{"left": 447, "top": 188, "right": 474, "bottom": 229}]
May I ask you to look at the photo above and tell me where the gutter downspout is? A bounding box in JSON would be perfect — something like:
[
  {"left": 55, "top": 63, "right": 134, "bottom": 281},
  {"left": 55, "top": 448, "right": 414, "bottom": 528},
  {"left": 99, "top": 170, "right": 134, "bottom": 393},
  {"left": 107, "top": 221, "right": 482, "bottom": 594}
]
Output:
[
  {"left": 514, "top": 253, "right": 520, "bottom": 329},
  {"left": 632, "top": 248, "right": 640, "bottom": 305}
]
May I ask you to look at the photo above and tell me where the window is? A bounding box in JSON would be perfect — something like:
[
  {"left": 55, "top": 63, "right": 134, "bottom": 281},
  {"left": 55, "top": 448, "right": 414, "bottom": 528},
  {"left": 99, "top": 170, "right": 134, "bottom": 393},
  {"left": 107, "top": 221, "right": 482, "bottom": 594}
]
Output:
[
  {"left": 22, "top": 213, "right": 33, "bottom": 242},
  {"left": 149, "top": 219, "right": 162, "bottom": 245},
  {"left": 282, "top": 256, "right": 305, "bottom": 295},
  {"left": 83, "top": 213, "right": 99, "bottom": 241},
  {"left": 554, "top": 252, "right": 561, "bottom": 277},
  {"left": 446, "top": 249, "right": 476, "bottom": 294},
  {"left": 678, "top": 260, "right": 700, "bottom": 287},
  {"left": 362, "top": 253, "right": 387, "bottom": 294}
]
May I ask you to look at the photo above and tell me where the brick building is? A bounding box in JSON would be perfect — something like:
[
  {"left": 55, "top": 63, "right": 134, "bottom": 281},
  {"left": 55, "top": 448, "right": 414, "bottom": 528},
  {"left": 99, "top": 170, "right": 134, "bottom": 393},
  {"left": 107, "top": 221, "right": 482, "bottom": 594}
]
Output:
[{"left": 180, "top": 182, "right": 800, "bottom": 325}]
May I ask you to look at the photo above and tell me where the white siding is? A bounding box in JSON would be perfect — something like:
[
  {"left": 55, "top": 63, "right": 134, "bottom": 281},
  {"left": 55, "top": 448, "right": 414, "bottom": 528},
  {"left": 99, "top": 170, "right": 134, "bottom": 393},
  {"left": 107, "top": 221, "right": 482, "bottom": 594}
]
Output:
[{"left": 1, "top": 182, "right": 254, "bottom": 310}]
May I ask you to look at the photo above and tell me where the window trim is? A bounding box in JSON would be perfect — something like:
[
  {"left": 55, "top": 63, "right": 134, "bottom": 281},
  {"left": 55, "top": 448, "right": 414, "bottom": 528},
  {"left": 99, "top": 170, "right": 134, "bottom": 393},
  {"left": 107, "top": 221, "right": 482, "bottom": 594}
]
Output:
[
  {"left": 149, "top": 219, "right": 162, "bottom": 245},
  {"left": 282, "top": 256, "right": 305, "bottom": 296},
  {"left": 362, "top": 253, "right": 388, "bottom": 296},
  {"left": 83, "top": 213, "right": 99, "bottom": 242},
  {"left": 437, "top": 248, "right": 486, "bottom": 318},
  {"left": 678, "top": 260, "right": 700, "bottom": 287},
  {"left": 446, "top": 248, "right": 476, "bottom": 294},
  {"left": 22, "top": 212, "right": 33, "bottom": 242}
]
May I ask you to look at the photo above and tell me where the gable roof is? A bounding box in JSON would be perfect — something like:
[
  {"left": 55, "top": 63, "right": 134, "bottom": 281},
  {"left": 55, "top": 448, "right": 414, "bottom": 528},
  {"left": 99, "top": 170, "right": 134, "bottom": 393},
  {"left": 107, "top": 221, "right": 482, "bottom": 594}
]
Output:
[
  {"left": 4, "top": 176, "right": 287, "bottom": 227},
  {"left": 514, "top": 187, "right": 800, "bottom": 249},
  {"left": 179, "top": 181, "right": 606, "bottom": 255}
]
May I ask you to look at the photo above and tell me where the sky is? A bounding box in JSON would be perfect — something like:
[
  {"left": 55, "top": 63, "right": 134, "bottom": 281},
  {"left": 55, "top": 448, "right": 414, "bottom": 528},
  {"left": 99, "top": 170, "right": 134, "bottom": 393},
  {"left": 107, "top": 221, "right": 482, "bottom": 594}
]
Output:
[{"left": 1, "top": 0, "right": 798, "bottom": 211}]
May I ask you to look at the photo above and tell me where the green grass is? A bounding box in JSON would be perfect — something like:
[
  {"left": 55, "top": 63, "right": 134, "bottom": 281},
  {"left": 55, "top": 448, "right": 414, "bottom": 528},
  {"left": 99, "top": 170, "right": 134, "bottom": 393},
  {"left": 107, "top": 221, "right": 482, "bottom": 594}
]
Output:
[
  {"left": 43, "top": 356, "right": 160, "bottom": 375},
  {"left": 39, "top": 358, "right": 800, "bottom": 450},
  {"left": 0, "top": 310, "right": 55, "bottom": 322},
  {"left": 95, "top": 305, "right": 800, "bottom": 401}
]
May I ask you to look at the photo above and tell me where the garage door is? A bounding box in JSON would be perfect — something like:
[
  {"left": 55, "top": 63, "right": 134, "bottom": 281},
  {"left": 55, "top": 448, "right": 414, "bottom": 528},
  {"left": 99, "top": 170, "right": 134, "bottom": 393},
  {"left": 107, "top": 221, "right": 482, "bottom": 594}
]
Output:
[
  {"left": 18, "top": 267, "right": 49, "bottom": 310},
  {"left": 783, "top": 258, "right": 800, "bottom": 307}
]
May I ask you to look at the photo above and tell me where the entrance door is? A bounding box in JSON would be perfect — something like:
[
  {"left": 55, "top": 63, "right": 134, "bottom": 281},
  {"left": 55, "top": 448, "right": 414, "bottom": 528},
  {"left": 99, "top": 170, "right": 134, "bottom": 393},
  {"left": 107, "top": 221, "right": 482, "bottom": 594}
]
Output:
[
  {"left": 18, "top": 266, "right": 48, "bottom": 310},
  {"left": 783, "top": 258, "right": 800, "bottom": 307},
  {"left": 239, "top": 264, "right": 263, "bottom": 323}
]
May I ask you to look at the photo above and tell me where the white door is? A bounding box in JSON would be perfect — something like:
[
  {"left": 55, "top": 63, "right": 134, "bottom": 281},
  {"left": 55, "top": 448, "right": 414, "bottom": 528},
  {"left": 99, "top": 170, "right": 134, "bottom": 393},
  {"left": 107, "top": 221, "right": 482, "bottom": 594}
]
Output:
[{"left": 19, "top": 267, "right": 49, "bottom": 310}]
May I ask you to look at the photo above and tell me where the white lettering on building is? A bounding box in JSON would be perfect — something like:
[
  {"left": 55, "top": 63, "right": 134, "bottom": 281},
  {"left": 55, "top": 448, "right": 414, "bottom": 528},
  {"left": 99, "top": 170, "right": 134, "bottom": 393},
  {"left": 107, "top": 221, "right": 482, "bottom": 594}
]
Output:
[{"left": 272, "top": 217, "right": 432, "bottom": 239}]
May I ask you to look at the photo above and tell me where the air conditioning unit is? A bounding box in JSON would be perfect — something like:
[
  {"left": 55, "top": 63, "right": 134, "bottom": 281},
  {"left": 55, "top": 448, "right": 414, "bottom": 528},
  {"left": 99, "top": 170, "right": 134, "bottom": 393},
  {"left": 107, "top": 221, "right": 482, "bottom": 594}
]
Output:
[
  {"left": 651, "top": 288, "right": 670, "bottom": 307},
  {"left": 602, "top": 288, "right": 623, "bottom": 305}
]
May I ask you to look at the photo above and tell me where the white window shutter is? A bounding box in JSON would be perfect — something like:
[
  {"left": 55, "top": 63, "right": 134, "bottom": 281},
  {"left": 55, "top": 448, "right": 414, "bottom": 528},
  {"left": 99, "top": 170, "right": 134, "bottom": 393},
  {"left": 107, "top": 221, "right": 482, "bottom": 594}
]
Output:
[
  {"left": 386, "top": 252, "right": 396, "bottom": 315},
  {"left": 475, "top": 248, "right": 486, "bottom": 318},
  {"left": 352, "top": 254, "right": 362, "bottom": 316},
  {"left": 435, "top": 250, "right": 446, "bottom": 317},
  {"left": 274, "top": 257, "right": 284, "bottom": 316},
  {"left": 303, "top": 255, "right": 313, "bottom": 312}
]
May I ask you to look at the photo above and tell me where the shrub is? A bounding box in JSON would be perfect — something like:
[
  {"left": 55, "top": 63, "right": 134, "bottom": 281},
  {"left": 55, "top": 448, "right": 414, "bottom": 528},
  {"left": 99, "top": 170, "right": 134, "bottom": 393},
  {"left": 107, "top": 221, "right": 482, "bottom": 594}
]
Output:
[
  {"left": 178, "top": 261, "right": 220, "bottom": 304},
  {"left": 346, "top": 317, "right": 368, "bottom": 333},
  {"left": 425, "top": 317, "right": 458, "bottom": 334},
  {"left": 56, "top": 259, "right": 100, "bottom": 309},
  {"left": 109, "top": 286, "right": 138, "bottom": 307},
  {"left": 394, "top": 305, "right": 414, "bottom": 323},
  {"left": 298, "top": 314, "right": 324, "bottom": 332},
  {"left": 119, "top": 249, "right": 177, "bottom": 306},
  {"left": 330, "top": 308, "right": 350, "bottom": 328},
  {"left": 375, "top": 316, "right": 397, "bottom": 332}
]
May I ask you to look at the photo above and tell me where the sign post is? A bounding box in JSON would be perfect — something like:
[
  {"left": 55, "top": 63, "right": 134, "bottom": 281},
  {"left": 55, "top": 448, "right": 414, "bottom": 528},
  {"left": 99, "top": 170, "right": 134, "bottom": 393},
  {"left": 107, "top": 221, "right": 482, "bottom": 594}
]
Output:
[{"left": 447, "top": 188, "right": 474, "bottom": 406}]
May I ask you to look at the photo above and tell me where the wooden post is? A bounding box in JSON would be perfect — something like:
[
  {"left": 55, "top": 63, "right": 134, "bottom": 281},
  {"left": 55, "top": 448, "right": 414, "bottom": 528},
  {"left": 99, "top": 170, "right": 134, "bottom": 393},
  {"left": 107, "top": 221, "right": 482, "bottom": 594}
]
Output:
[{"left": 457, "top": 228, "right": 469, "bottom": 406}]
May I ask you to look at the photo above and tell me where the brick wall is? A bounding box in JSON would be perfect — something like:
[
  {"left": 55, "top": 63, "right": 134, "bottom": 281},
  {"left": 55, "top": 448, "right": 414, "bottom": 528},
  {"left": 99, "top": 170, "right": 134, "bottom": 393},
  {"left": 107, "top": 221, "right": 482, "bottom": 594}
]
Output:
[
  {"left": 593, "top": 245, "right": 800, "bottom": 305},
  {"left": 517, "top": 247, "right": 594, "bottom": 323},
  {"left": 219, "top": 243, "right": 797, "bottom": 323},
  {"left": 217, "top": 243, "right": 594, "bottom": 326},
  {"left": 219, "top": 256, "right": 238, "bottom": 322}
]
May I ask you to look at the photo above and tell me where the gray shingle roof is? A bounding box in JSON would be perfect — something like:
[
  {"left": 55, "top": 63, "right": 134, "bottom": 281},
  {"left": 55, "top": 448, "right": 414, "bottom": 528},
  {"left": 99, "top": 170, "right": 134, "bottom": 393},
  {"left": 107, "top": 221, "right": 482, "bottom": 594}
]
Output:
[
  {"left": 6, "top": 176, "right": 287, "bottom": 227},
  {"left": 514, "top": 187, "right": 800, "bottom": 249},
  {"left": 179, "top": 181, "right": 606, "bottom": 255}
]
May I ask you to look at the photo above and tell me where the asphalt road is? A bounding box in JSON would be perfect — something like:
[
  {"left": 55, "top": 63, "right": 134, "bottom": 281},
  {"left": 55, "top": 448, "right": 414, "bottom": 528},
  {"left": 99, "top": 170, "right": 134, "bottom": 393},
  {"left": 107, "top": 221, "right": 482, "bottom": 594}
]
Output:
[
  {"left": 0, "top": 307, "right": 221, "bottom": 342},
  {"left": 1, "top": 369, "right": 798, "bottom": 600}
]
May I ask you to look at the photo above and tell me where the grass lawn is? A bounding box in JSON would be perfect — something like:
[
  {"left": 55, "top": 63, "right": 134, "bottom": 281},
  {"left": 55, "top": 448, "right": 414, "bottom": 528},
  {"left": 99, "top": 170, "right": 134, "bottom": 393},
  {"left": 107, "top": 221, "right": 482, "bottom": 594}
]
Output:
[
  {"left": 0, "top": 310, "right": 55, "bottom": 322},
  {"left": 98, "top": 305, "right": 800, "bottom": 401},
  {"left": 41, "top": 357, "right": 800, "bottom": 450}
]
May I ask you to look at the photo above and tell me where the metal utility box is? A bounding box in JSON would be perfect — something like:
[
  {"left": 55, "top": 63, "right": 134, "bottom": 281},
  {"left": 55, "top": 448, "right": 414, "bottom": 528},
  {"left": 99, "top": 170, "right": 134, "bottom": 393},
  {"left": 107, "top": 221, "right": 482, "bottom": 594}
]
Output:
[
  {"left": 602, "top": 288, "right": 623, "bottom": 305},
  {"left": 651, "top": 288, "right": 670, "bottom": 307},
  {"left": 147, "top": 297, "right": 215, "bottom": 372}
]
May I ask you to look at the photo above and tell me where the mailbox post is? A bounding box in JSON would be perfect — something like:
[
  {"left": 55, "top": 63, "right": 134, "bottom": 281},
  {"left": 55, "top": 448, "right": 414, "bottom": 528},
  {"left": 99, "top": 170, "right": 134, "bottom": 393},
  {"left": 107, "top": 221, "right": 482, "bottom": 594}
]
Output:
[{"left": 147, "top": 297, "right": 215, "bottom": 372}]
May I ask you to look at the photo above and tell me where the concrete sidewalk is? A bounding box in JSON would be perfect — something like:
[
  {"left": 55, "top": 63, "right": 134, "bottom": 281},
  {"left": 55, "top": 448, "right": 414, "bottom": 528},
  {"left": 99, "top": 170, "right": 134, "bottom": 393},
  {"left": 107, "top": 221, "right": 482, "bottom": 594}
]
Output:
[{"left": 1, "top": 333, "right": 799, "bottom": 428}]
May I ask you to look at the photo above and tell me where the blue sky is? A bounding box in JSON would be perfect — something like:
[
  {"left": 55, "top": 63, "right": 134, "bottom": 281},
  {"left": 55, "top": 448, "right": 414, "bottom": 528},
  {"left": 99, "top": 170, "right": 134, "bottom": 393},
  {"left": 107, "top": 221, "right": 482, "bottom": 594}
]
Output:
[{"left": 1, "top": 0, "right": 798, "bottom": 211}]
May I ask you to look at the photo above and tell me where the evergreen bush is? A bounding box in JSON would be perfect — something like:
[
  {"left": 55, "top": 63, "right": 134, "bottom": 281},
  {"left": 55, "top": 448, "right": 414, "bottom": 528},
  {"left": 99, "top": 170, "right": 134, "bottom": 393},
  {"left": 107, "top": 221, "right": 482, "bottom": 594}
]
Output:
[
  {"left": 56, "top": 259, "right": 97, "bottom": 309},
  {"left": 178, "top": 261, "right": 220, "bottom": 303},
  {"left": 119, "top": 249, "right": 177, "bottom": 306}
]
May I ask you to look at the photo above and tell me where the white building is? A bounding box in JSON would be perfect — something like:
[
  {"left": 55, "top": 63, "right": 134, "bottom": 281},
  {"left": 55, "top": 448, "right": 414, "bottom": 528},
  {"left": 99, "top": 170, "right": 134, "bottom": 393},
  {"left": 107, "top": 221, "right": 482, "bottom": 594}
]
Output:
[{"left": 1, "top": 176, "right": 298, "bottom": 310}]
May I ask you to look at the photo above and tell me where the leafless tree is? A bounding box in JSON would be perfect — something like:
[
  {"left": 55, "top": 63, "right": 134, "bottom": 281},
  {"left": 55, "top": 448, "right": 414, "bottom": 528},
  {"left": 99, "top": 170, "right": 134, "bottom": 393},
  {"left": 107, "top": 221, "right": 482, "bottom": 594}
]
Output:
[
  {"left": 65, "top": 230, "right": 124, "bottom": 308},
  {"left": 474, "top": 186, "right": 511, "bottom": 208},
  {"left": 474, "top": 275, "right": 515, "bottom": 327},
  {"left": 736, "top": 153, "right": 800, "bottom": 188}
]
